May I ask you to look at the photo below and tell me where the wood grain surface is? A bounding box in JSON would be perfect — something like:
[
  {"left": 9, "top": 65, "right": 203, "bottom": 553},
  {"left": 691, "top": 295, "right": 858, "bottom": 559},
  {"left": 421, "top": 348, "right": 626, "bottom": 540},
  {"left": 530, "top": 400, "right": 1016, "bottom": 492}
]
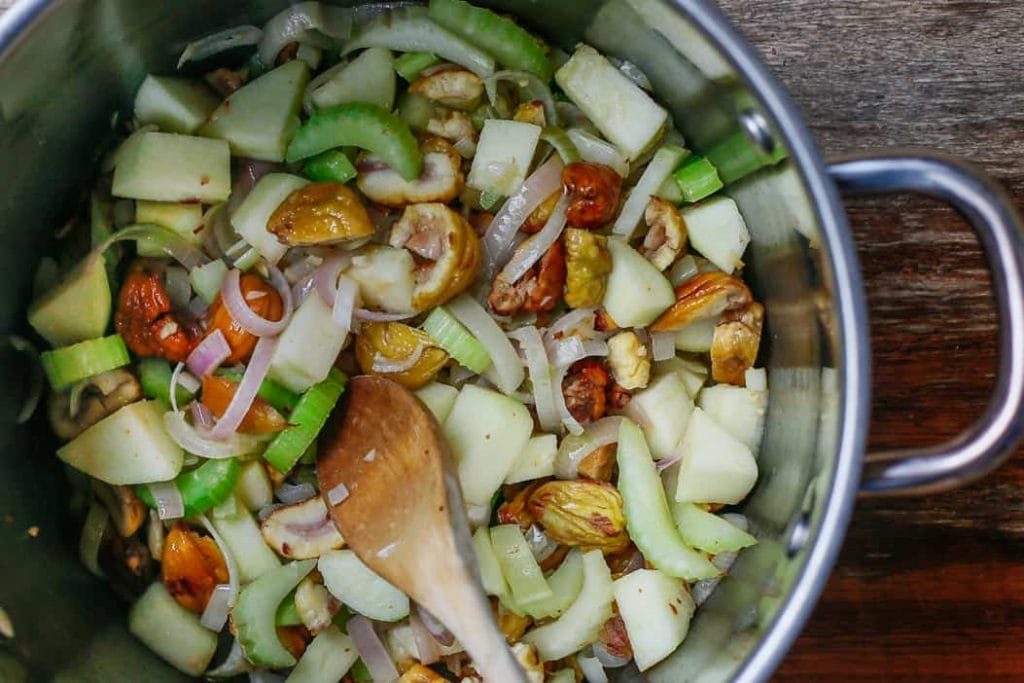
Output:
[{"left": 714, "top": 1, "right": 1024, "bottom": 680}]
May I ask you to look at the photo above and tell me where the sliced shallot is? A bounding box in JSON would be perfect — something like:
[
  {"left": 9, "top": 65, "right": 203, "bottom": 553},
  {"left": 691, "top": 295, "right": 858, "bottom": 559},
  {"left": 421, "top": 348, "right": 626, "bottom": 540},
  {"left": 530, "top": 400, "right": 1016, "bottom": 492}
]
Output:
[
  {"left": 210, "top": 335, "right": 278, "bottom": 439},
  {"left": 347, "top": 616, "right": 399, "bottom": 682},
  {"left": 498, "top": 193, "right": 570, "bottom": 285},
  {"left": 221, "top": 268, "right": 292, "bottom": 337},
  {"left": 186, "top": 329, "right": 231, "bottom": 377}
]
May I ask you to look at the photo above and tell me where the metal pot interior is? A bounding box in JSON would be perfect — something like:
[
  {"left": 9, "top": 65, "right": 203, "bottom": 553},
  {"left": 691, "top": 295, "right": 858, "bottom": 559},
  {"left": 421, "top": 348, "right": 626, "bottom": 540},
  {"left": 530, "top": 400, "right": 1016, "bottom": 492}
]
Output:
[{"left": 0, "top": 1, "right": 857, "bottom": 680}]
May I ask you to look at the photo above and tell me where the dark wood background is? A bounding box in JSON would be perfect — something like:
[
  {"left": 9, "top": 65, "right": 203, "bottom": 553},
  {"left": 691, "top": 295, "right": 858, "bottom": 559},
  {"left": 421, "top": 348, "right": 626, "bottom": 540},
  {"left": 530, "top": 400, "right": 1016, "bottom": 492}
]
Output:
[{"left": 714, "top": 0, "right": 1024, "bottom": 680}]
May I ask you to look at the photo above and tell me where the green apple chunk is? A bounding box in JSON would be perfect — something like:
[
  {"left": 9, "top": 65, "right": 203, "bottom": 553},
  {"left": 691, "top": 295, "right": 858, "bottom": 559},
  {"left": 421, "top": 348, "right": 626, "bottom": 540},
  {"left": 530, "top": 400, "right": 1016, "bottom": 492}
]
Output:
[
  {"left": 128, "top": 583, "right": 218, "bottom": 676},
  {"left": 28, "top": 255, "right": 110, "bottom": 347},
  {"left": 442, "top": 384, "right": 533, "bottom": 506},
  {"left": 504, "top": 434, "right": 557, "bottom": 484},
  {"left": 682, "top": 196, "right": 750, "bottom": 274},
  {"left": 199, "top": 60, "right": 310, "bottom": 162},
  {"left": 310, "top": 47, "right": 396, "bottom": 111},
  {"left": 133, "top": 75, "right": 219, "bottom": 135},
  {"left": 268, "top": 290, "right": 346, "bottom": 393},
  {"left": 602, "top": 236, "right": 676, "bottom": 327},
  {"left": 112, "top": 132, "right": 230, "bottom": 203},
  {"left": 57, "top": 400, "right": 183, "bottom": 485},
  {"left": 697, "top": 383, "right": 768, "bottom": 453},
  {"left": 613, "top": 568, "right": 695, "bottom": 671},
  {"left": 414, "top": 381, "right": 460, "bottom": 423},
  {"left": 231, "top": 173, "right": 309, "bottom": 264},
  {"left": 623, "top": 372, "right": 695, "bottom": 460}
]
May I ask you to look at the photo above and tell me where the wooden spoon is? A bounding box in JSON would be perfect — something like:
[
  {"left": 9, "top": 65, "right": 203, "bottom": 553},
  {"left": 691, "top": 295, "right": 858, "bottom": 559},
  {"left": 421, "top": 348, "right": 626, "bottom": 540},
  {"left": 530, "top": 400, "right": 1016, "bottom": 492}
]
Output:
[{"left": 317, "top": 375, "right": 527, "bottom": 683}]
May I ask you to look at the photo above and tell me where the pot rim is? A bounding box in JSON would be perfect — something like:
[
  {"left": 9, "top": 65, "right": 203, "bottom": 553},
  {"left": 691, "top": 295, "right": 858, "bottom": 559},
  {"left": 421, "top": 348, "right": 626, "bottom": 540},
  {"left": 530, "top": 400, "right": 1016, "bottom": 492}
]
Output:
[
  {"left": 0, "top": 0, "right": 871, "bottom": 680},
  {"left": 670, "top": 1, "right": 870, "bottom": 680}
]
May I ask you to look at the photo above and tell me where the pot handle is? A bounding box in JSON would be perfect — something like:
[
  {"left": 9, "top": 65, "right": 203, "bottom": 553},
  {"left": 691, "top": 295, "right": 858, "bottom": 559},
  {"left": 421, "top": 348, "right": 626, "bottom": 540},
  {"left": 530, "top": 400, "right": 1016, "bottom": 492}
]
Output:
[{"left": 828, "top": 152, "right": 1024, "bottom": 496}]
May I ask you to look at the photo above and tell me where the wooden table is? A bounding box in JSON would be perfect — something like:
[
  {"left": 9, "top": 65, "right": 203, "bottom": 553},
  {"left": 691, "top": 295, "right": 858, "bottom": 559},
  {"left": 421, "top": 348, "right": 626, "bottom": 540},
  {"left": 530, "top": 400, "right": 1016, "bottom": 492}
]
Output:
[{"left": 715, "top": 1, "right": 1024, "bottom": 680}]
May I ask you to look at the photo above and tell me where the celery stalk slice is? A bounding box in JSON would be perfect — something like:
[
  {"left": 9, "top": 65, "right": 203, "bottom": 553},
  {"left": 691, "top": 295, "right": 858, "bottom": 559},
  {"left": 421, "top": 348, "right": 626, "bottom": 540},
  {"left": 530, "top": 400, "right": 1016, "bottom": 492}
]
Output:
[
  {"left": 41, "top": 334, "right": 130, "bottom": 390},
  {"left": 421, "top": 306, "right": 491, "bottom": 373}
]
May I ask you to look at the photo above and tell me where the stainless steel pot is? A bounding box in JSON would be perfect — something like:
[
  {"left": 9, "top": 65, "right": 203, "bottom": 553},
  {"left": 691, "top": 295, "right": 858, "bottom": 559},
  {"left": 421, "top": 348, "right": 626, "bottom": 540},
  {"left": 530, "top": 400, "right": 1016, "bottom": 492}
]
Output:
[{"left": 1, "top": 1, "right": 1021, "bottom": 681}]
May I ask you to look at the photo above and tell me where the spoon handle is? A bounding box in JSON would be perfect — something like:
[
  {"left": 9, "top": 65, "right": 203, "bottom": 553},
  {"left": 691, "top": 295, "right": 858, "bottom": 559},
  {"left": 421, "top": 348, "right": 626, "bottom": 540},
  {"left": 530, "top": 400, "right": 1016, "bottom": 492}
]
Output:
[{"left": 437, "top": 584, "right": 528, "bottom": 683}]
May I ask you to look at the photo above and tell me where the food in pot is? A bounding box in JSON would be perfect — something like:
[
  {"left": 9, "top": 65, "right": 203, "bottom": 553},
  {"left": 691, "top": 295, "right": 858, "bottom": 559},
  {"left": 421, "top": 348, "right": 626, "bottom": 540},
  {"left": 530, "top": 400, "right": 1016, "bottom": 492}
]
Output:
[{"left": 24, "top": 1, "right": 770, "bottom": 677}]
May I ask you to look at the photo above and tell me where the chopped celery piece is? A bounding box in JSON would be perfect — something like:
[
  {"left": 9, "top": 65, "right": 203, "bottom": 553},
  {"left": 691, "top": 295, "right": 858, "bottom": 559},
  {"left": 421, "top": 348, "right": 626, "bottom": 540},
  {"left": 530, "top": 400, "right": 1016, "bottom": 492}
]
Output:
[
  {"left": 40, "top": 334, "right": 129, "bottom": 390},
  {"left": 396, "top": 91, "right": 437, "bottom": 131},
  {"left": 672, "top": 154, "right": 723, "bottom": 203},
  {"left": 210, "top": 497, "right": 281, "bottom": 582},
  {"left": 671, "top": 502, "right": 757, "bottom": 554},
  {"left": 286, "top": 626, "right": 359, "bottom": 683},
  {"left": 467, "top": 119, "right": 541, "bottom": 196},
  {"left": 540, "top": 126, "right": 582, "bottom": 164},
  {"left": 286, "top": 102, "right": 422, "bottom": 181},
  {"left": 394, "top": 51, "right": 440, "bottom": 81},
  {"left": 135, "top": 201, "right": 204, "bottom": 257},
  {"left": 199, "top": 60, "right": 310, "bottom": 162},
  {"left": 138, "top": 458, "right": 240, "bottom": 518},
  {"left": 490, "top": 525, "right": 553, "bottom": 609},
  {"left": 233, "top": 559, "right": 317, "bottom": 668},
  {"left": 263, "top": 369, "right": 346, "bottom": 473},
  {"left": 555, "top": 45, "right": 667, "bottom": 160},
  {"left": 520, "top": 550, "right": 614, "bottom": 661},
  {"left": 342, "top": 6, "right": 494, "bottom": 77},
  {"left": 428, "top": 0, "right": 551, "bottom": 80},
  {"left": 58, "top": 400, "right": 184, "bottom": 485},
  {"left": 28, "top": 255, "right": 111, "bottom": 348},
  {"left": 231, "top": 173, "right": 309, "bottom": 264},
  {"left": 705, "top": 129, "right": 775, "bottom": 184},
  {"left": 112, "top": 132, "right": 231, "bottom": 203},
  {"left": 615, "top": 418, "right": 719, "bottom": 581},
  {"left": 275, "top": 591, "right": 302, "bottom": 626},
  {"left": 318, "top": 549, "right": 410, "bottom": 622},
  {"left": 517, "top": 548, "right": 584, "bottom": 619},
  {"left": 613, "top": 568, "right": 694, "bottom": 671},
  {"left": 189, "top": 259, "right": 228, "bottom": 305},
  {"left": 442, "top": 385, "right": 532, "bottom": 507},
  {"left": 128, "top": 583, "right": 218, "bottom": 676},
  {"left": 421, "top": 306, "right": 490, "bottom": 373},
  {"left": 472, "top": 526, "right": 510, "bottom": 600},
  {"left": 133, "top": 74, "right": 220, "bottom": 135},
  {"left": 302, "top": 149, "right": 357, "bottom": 183},
  {"left": 309, "top": 47, "right": 396, "bottom": 111},
  {"left": 219, "top": 371, "right": 301, "bottom": 414}
]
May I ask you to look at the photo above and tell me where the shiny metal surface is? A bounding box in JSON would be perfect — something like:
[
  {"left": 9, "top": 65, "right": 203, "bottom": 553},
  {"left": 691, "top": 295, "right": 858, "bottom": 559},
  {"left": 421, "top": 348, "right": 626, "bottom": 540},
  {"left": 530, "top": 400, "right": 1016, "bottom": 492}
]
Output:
[
  {"left": 0, "top": 0, "right": 1012, "bottom": 681},
  {"left": 830, "top": 153, "right": 1024, "bottom": 496}
]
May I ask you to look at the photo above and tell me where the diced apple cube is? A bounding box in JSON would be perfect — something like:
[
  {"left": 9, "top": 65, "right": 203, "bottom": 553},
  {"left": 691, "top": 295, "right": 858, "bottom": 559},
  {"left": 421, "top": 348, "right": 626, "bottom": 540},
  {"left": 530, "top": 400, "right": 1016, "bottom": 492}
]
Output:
[
  {"left": 623, "top": 373, "right": 694, "bottom": 460},
  {"left": 697, "top": 383, "right": 768, "bottom": 454},
  {"left": 468, "top": 120, "right": 541, "bottom": 196},
  {"left": 671, "top": 407, "right": 758, "bottom": 504},
  {"left": 613, "top": 569, "right": 694, "bottom": 671},
  {"left": 682, "top": 196, "right": 750, "bottom": 273},
  {"left": 602, "top": 236, "right": 676, "bottom": 327},
  {"left": 505, "top": 434, "right": 558, "bottom": 484},
  {"left": 231, "top": 173, "right": 309, "bottom": 264}
]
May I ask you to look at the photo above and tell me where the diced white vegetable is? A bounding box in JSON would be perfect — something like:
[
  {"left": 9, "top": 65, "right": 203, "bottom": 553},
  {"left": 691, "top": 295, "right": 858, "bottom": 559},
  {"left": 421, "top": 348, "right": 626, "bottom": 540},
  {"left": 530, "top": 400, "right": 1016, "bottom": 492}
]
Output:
[
  {"left": 653, "top": 356, "right": 707, "bottom": 398},
  {"left": 613, "top": 569, "right": 694, "bottom": 671},
  {"left": 505, "top": 434, "right": 558, "bottom": 484},
  {"left": 318, "top": 549, "right": 410, "bottom": 622},
  {"left": 473, "top": 526, "right": 510, "bottom": 600},
  {"left": 745, "top": 367, "right": 767, "bottom": 391},
  {"left": 57, "top": 400, "right": 183, "bottom": 485},
  {"left": 673, "top": 317, "right": 719, "bottom": 353},
  {"left": 128, "top": 583, "right": 218, "bottom": 676},
  {"left": 135, "top": 201, "right": 204, "bottom": 257},
  {"left": 697, "top": 383, "right": 768, "bottom": 454},
  {"left": 555, "top": 45, "right": 667, "bottom": 160},
  {"left": 209, "top": 496, "right": 281, "bottom": 583},
  {"left": 623, "top": 373, "right": 694, "bottom": 460},
  {"left": 199, "top": 60, "right": 310, "bottom": 162},
  {"left": 671, "top": 502, "right": 756, "bottom": 554},
  {"left": 234, "top": 460, "right": 273, "bottom": 511},
  {"left": 189, "top": 259, "right": 229, "bottom": 305},
  {"left": 112, "top": 132, "right": 231, "bottom": 203},
  {"left": 414, "top": 381, "right": 460, "bottom": 423},
  {"left": 682, "top": 196, "right": 750, "bottom": 274},
  {"left": 346, "top": 246, "right": 416, "bottom": 313},
  {"left": 442, "top": 384, "right": 533, "bottom": 506},
  {"left": 602, "top": 236, "right": 675, "bottom": 327},
  {"left": 231, "top": 173, "right": 310, "bottom": 264},
  {"left": 310, "top": 47, "right": 396, "bottom": 110},
  {"left": 268, "top": 291, "right": 347, "bottom": 393},
  {"left": 28, "top": 256, "right": 110, "bottom": 348},
  {"left": 656, "top": 175, "right": 683, "bottom": 203},
  {"left": 671, "top": 408, "right": 758, "bottom": 504},
  {"left": 467, "top": 120, "right": 542, "bottom": 196},
  {"left": 133, "top": 75, "right": 220, "bottom": 135},
  {"left": 521, "top": 550, "right": 614, "bottom": 661}
]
